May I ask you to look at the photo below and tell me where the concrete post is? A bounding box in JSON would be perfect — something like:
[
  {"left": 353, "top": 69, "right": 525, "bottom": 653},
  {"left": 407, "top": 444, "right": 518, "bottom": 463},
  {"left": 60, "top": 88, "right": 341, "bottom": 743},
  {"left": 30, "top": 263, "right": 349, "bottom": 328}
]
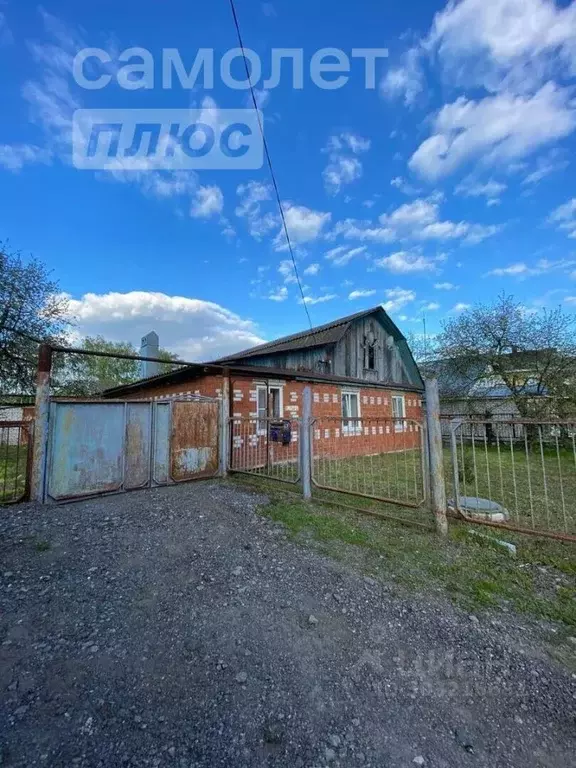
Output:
[
  {"left": 30, "top": 344, "right": 52, "bottom": 503},
  {"left": 219, "top": 371, "right": 230, "bottom": 477},
  {"left": 424, "top": 378, "right": 448, "bottom": 536},
  {"left": 300, "top": 386, "right": 312, "bottom": 500}
]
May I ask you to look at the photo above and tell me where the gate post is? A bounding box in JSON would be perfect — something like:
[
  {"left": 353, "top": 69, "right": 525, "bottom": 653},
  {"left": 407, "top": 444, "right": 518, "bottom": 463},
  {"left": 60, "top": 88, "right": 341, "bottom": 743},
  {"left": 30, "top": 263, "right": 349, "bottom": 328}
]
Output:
[
  {"left": 219, "top": 371, "right": 230, "bottom": 477},
  {"left": 300, "top": 386, "right": 312, "bottom": 500},
  {"left": 31, "top": 344, "right": 52, "bottom": 503},
  {"left": 425, "top": 378, "right": 448, "bottom": 536}
]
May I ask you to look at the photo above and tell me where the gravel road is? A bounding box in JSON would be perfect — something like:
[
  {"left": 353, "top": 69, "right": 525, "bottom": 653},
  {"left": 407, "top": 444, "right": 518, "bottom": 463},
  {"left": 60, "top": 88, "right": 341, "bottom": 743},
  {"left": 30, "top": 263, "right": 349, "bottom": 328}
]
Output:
[{"left": 0, "top": 481, "right": 574, "bottom": 767}]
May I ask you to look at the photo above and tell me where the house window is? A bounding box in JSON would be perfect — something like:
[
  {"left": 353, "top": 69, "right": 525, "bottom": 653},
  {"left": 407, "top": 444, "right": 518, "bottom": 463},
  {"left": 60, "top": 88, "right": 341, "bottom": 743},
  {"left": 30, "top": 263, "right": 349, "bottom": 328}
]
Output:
[
  {"left": 256, "top": 385, "right": 283, "bottom": 433},
  {"left": 367, "top": 344, "right": 375, "bottom": 370},
  {"left": 392, "top": 395, "right": 406, "bottom": 432},
  {"left": 342, "top": 391, "right": 361, "bottom": 434}
]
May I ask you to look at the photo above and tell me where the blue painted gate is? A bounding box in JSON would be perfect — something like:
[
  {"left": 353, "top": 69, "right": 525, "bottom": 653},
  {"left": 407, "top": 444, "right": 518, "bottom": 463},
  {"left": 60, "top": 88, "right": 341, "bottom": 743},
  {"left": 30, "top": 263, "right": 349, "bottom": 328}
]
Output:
[{"left": 44, "top": 398, "right": 219, "bottom": 503}]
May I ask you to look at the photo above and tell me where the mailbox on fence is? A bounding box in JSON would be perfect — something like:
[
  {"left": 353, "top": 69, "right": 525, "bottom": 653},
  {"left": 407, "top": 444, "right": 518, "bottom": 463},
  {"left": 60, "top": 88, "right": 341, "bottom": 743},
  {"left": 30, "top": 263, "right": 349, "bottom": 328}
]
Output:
[{"left": 270, "top": 419, "right": 292, "bottom": 446}]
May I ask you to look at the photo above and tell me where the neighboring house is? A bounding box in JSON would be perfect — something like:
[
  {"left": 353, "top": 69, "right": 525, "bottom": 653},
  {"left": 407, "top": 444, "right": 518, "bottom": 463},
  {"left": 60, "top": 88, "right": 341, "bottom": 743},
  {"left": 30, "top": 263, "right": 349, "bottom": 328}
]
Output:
[
  {"left": 423, "top": 352, "right": 557, "bottom": 422},
  {"left": 0, "top": 400, "right": 34, "bottom": 446},
  {"left": 103, "top": 306, "right": 425, "bottom": 458}
]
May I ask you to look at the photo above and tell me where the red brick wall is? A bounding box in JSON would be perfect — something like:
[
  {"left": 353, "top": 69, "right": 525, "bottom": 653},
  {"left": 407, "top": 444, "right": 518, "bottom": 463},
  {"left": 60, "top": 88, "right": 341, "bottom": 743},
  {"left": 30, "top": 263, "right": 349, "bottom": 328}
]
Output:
[{"left": 120, "top": 373, "right": 424, "bottom": 463}]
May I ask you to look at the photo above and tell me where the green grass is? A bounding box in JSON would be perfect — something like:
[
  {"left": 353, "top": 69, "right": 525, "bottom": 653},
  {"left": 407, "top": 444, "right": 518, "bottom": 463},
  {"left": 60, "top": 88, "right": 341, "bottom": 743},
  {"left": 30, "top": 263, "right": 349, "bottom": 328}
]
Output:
[
  {"left": 242, "top": 442, "right": 576, "bottom": 537},
  {"left": 0, "top": 444, "right": 29, "bottom": 504},
  {"left": 232, "top": 475, "right": 576, "bottom": 634},
  {"left": 443, "top": 442, "right": 576, "bottom": 537}
]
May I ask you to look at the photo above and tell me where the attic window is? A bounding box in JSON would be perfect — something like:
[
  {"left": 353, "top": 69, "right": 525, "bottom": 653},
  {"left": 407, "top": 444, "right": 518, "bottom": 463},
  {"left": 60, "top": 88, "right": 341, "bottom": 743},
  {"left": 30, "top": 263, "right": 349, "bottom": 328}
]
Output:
[
  {"left": 367, "top": 344, "right": 375, "bottom": 370},
  {"left": 364, "top": 326, "right": 377, "bottom": 370}
]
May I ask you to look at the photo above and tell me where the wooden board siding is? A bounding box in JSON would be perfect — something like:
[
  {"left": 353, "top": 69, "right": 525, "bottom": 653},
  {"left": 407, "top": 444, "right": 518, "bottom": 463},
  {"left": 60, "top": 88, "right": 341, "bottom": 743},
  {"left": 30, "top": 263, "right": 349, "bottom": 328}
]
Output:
[{"left": 333, "top": 315, "right": 411, "bottom": 384}]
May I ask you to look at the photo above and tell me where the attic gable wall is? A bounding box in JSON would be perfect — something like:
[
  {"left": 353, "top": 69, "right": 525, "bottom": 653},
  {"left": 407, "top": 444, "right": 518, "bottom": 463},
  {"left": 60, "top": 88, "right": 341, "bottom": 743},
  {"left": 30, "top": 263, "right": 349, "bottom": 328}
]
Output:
[{"left": 333, "top": 315, "right": 413, "bottom": 384}]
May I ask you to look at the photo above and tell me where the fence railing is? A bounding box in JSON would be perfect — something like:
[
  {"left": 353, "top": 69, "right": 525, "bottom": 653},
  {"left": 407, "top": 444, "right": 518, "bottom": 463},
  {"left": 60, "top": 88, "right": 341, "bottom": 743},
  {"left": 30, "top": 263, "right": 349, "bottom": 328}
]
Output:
[
  {"left": 311, "top": 416, "right": 426, "bottom": 508},
  {"left": 442, "top": 418, "right": 576, "bottom": 540},
  {"left": 228, "top": 416, "right": 300, "bottom": 484},
  {"left": 0, "top": 421, "right": 33, "bottom": 504}
]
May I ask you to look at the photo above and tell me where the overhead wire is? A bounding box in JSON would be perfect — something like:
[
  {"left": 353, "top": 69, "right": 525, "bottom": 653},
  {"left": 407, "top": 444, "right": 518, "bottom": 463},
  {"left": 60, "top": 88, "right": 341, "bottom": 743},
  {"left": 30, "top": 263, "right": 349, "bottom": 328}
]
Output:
[{"left": 226, "top": 0, "right": 314, "bottom": 330}]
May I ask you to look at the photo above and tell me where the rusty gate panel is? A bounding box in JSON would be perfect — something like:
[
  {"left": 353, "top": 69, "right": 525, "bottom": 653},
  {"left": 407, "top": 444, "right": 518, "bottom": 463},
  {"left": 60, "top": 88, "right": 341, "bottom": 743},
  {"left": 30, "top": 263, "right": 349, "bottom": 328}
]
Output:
[
  {"left": 152, "top": 402, "right": 171, "bottom": 485},
  {"left": 47, "top": 403, "right": 125, "bottom": 501},
  {"left": 125, "top": 403, "right": 152, "bottom": 490},
  {"left": 171, "top": 401, "right": 219, "bottom": 481}
]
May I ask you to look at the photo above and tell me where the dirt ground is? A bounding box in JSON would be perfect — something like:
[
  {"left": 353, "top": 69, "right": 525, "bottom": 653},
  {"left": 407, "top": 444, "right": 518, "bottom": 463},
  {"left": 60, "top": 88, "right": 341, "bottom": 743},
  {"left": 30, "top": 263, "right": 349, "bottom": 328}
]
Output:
[{"left": 0, "top": 481, "right": 574, "bottom": 767}]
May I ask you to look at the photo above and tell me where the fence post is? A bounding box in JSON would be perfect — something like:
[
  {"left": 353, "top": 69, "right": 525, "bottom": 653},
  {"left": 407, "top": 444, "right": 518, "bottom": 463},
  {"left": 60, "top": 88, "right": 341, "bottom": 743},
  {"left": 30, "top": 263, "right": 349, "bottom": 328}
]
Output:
[
  {"left": 300, "top": 386, "right": 312, "bottom": 500},
  {"left": 425, "top": 378, "right": 448, "bottom": 536},
  {"left": 219, "top": 370, "right": 230, "bottom": 477},
  {"left": 30, "top": 344, "right": 52, "bottom": 503}
]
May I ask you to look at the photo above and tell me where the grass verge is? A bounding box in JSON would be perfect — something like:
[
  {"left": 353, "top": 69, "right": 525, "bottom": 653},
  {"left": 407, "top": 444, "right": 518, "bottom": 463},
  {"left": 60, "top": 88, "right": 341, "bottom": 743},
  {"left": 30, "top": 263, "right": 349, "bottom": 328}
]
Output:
[{"left": 232, "top": 475, "right": 576, "bottom": 632}]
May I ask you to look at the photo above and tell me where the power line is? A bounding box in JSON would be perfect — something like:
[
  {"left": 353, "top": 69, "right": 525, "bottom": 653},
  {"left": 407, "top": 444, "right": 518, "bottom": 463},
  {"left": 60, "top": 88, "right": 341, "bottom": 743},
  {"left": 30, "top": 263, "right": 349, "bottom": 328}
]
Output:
[{"left": 226, "top": 0, "right": 313, "bottom": 330}]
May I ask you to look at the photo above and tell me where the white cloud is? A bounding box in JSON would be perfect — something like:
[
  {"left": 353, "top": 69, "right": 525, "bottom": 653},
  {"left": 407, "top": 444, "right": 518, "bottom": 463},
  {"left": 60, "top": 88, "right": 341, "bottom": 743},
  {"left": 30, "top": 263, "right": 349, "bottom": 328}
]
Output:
[
  {"left": 331, "top": 198, "right": 499, "bottom": 246},
  {"left": 349, "top": 289, "right": 377, "bottom": 300},
  {"left": 278, "top": 259, "right": 298, "bottom": 284},
  {"left": 410, "top": 84, "right": 576, "bottom": 180},
  {"left": 548, "top": 198, "right": 576, "bottom": 238},
  {"left": 0, "top": 143, "right": 52, "bottom": 172},
  {"left": 325, "top": 133, "right": 371, "bottom": 154},
  {"left": 390, "top": 176, "right": 422, "bottom": 196},
  {"left": 427, "top": 0, "right": 576, "bottom": 94},
  {"left": 325, "top": 245, "right": 367, "bottom": 267},
  {"left": 299, "top": 293, "right": 338, "bottom": 305},
  {"left": 454, "top": 178, "right": 507, "bottom": 205},
  {"left": 235, "top": 180, "right": 278, "bottom": 239},
  {"left": 382, "top": 287, "right": 416, "bottom": 313},
  {"left": 274, "top": 203, "right": 331, "bottom": 250},
  {"left": 381, "top": 46, "right": 425, "bottom": 106},
  {"left": 452, "top": 302, "right": 471, "bottom": 312},
  {"left": 323, "top": 132, "right": 371, "bottom": 195},
  {"left": 65, "top": 290, "right": 265, "bottom": 361},
  {"left": 323, "top": 156, "right": 363, "bottom": 196},
  {"left": 423, "top": 302, "right": 440, "bottom": 311},
  {"left": 303, "top": 263, "right": 320, "bottom": 276},
  {"left": 434, "top": 282, "right": 458, "bottom": 290},
  {"left": 190, "top": 185, "right": 224, "bottom": 218},
  {"left": 268, "top": 286, "right": 288, "bottom": 302},
  {"left": 522, "top": 151, "right": 569, "bottom": 185},
  {"left": 487, "top": 258, "right": 576, "bottom": 277},
  {"left": 375, "top": 251, "right": 437, "bottom": 274}
]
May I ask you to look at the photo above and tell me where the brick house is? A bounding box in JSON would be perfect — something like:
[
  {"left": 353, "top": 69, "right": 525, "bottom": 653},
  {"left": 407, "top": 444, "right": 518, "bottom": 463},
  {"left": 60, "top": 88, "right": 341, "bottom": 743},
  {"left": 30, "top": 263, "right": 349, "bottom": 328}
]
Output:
[{"left": 103, "top": 306, "right": 425, "bottom": 461}]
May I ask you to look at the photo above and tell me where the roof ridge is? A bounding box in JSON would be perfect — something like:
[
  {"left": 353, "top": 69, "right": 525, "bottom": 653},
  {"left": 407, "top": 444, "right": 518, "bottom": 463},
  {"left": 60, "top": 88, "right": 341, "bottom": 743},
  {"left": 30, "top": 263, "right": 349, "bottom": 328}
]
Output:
[{"left": 213, "top": 305, "right": 385, "bottom": 362}]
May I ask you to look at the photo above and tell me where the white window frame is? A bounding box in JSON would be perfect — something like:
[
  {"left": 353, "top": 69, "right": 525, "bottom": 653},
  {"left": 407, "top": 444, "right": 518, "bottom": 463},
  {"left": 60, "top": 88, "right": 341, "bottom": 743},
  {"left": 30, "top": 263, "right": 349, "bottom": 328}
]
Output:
[
  {"left": 341, "top": 390, "right": 362, "bottom": 435},
  {"left": 392, "top": 395, "right": 406, "bottom": 432},
  {"left": 256, "top": 384, "right": 283, "bottom": 434}
]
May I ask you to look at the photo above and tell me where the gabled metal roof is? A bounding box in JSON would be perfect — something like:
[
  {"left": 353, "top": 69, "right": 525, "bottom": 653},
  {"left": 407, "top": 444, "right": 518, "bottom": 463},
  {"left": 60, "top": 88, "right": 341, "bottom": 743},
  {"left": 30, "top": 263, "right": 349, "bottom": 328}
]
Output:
[{"left": 213, "top": 305, "right": 405, "bottom": 362}]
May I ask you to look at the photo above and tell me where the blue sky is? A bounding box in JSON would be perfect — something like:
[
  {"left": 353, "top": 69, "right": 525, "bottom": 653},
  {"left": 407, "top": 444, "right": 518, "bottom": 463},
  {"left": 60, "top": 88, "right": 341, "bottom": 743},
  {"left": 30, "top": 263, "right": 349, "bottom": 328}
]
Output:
[{"left": 1, "top": 0, "right": 576, "bottom": 360}]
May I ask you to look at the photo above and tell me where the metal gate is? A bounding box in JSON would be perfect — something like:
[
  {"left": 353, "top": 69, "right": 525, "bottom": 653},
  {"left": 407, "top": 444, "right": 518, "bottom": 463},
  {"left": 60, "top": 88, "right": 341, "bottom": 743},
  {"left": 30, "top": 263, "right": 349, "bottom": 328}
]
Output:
[
  {"left": 0, "top": 421, "right": 33, "bottom": 504},
  {"left": 311, "top": 415, "right": 427, "bottom": 509},
  {"left": 44, "top": 397, "right": 219, "bottom": 503}
]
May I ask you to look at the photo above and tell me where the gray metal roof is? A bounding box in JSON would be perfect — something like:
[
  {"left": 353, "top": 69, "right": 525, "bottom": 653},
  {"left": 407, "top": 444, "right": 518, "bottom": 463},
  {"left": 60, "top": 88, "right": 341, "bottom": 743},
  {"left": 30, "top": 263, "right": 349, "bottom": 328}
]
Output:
[{"left": 213, "top": 305, "right": 404, "bottom": 362}]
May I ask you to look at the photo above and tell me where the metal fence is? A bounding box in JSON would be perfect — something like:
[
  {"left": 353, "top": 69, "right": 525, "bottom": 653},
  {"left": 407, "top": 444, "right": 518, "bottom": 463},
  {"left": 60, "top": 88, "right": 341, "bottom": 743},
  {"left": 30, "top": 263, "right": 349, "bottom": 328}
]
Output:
[
  {"left": 443, "top": 418, "right": 576, "bottom": 540},
  {"left": 311, "top": 416, "right": 427, "bottom": 508},
  {"left": 228, "top": 417, "right": 300, "bottom": 484},
  {"left": 0, "top": 421, "right": 33, "bottom": 504}
]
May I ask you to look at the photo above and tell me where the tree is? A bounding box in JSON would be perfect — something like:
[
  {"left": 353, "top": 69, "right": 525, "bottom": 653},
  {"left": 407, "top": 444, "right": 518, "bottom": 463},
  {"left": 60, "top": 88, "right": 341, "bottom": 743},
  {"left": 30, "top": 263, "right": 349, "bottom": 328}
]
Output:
[
  {"left": 57, "top": 336, "right": 183, "bottom": 395},
  {"left": 0, "top": 243, "right": 70, "bottom": 394},
  {"left": 435, "top": 294, "right": 576, "bottom": 419}
]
